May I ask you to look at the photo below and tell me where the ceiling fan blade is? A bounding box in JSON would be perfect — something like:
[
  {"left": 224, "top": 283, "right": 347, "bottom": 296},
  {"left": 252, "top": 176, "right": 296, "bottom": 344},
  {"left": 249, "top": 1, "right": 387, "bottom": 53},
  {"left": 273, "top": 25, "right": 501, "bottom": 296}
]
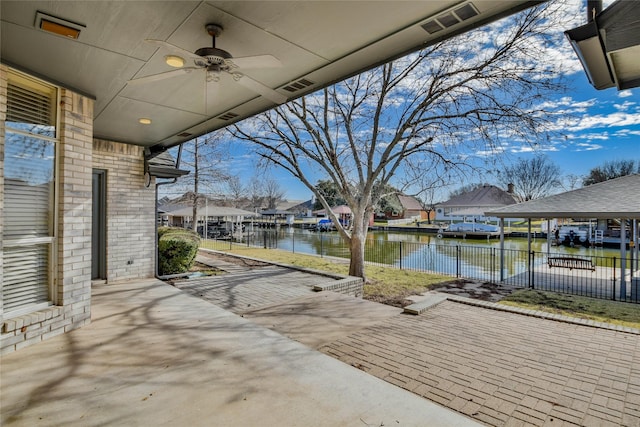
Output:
[
  {"left": 128, "top": 67, "right": 200, "bottom": 85},
  {"left": 205, "top": 75, "right": 221, "bottom": 115},
  {"left": 229, "top": 55, "right": 282, "bottom": 69},
  {"left": 145, "top": 39, "right": 204, "bottom": 63},
  {"left": 234, "top": 74, "right": 288, "bottom": 104}
]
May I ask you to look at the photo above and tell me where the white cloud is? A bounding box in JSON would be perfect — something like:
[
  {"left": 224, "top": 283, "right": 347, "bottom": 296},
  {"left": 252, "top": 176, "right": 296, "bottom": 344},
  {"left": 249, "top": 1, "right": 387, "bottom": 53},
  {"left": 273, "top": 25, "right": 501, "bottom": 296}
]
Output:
[
  {"left": 565, "top": 112, "right": 640, "bottom": 131},
  {"left": 509, "top": 145, "right": 536, "bottom": 153},
  {"left": 574, "top": 142, "right": 603, "bottom": 151},
  {"left": 582, "top": 132, "right": 610, "bottom": 141},
  {"left": 618, "top": 90, "right": 634, "bottom": 98},
  {"left": 475, "top": 147, "right": 505, "bottom": 157},
  {"left": 613, "top": 101, "right": 636, "bottom": 111},
  {"left": 537, "top": 97, "right": 597, "bottom": 111},
  {"left": 613, "top": 129, "right": 640, "bottom": 137}
]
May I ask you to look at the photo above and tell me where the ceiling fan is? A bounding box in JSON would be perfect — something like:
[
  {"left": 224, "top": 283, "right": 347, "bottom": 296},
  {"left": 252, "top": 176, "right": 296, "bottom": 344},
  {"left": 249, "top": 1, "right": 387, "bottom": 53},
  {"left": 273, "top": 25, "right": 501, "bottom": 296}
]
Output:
[{"left": 128, "top": 23, "right": 287, "bottom": 105}]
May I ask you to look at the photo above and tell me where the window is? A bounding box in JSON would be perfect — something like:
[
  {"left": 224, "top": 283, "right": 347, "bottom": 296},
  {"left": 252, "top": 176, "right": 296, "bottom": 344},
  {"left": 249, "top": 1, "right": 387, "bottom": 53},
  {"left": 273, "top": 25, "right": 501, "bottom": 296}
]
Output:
[{"left": 3, "top": 70, "right": 58, "bottom": 317}]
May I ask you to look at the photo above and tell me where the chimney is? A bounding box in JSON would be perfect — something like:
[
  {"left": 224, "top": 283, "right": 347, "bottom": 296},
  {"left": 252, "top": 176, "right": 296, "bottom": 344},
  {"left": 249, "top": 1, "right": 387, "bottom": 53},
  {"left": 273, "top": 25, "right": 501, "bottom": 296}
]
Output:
[{"left": 507, "top": 183, "right": 514, "bottom": 194}]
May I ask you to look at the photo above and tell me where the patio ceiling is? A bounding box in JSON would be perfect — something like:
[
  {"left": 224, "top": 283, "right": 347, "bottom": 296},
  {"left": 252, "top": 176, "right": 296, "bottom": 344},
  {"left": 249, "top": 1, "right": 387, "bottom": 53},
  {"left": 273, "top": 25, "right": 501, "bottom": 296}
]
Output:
[
  {"left": 1, "top": 1, "right": 542, "bottom": 154},
  {"left": 565, "top": 0, "right": 640, "bottom": 91},
  {"left": 486, "top": 174, "right": 640, "bottom": 219}
]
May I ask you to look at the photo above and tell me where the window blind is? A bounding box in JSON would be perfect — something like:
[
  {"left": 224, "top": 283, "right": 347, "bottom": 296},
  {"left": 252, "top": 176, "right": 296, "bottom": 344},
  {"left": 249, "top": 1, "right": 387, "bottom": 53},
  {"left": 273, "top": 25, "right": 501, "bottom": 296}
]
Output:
[{"left": 3, "top": 70, "right": 57, "bottom": 316}]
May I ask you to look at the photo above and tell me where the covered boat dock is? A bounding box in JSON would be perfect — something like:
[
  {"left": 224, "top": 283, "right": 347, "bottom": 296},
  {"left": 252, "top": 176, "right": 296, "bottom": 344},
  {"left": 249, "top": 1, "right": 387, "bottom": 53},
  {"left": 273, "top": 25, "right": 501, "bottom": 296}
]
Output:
[{"left": 486, "top": 175, "right": 640, "bottom": 302}]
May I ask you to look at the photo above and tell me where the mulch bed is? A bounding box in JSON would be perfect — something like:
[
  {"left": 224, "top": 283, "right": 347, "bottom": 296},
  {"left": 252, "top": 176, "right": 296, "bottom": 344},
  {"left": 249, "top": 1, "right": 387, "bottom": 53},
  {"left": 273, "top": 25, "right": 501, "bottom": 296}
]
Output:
[{"left": 428, "top": 279, "right": 514, "bottom": 302}]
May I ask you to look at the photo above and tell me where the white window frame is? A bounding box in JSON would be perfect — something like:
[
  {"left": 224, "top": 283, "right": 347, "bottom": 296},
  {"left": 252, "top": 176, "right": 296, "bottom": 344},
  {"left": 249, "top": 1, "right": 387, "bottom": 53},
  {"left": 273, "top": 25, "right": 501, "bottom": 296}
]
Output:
[{"left": 3, "top": 69, "right": 59, "bottom": 318}]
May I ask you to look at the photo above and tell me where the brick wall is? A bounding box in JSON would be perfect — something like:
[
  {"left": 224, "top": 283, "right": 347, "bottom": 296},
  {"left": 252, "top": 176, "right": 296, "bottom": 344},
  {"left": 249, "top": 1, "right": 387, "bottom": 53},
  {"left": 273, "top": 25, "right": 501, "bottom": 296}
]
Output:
[
  {"left": 56, "top": 88, "right": 94, "bottom": 330},
  {"left": 1, "top": 70, "right": 95, "bottom": 353},
  {"left": 1, "top": 68, "right": 157, "bottom": 354},
  {"left": 93, "top": 139, "right": 156, "bottom": 282}
]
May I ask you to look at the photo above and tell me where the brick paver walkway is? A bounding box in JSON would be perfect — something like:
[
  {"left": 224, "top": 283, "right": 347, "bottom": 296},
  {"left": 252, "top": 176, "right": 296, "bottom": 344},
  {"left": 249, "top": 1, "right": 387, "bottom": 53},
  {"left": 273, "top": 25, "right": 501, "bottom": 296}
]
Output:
[
  {"left": 172, "top": 264, "right": 326, "bottom": 314},
  {"left": 319, "top": 301, "right": 640, "bottom": 427},
  {"left": 176, "top": 253, "right": 640, "bottom": 426}
]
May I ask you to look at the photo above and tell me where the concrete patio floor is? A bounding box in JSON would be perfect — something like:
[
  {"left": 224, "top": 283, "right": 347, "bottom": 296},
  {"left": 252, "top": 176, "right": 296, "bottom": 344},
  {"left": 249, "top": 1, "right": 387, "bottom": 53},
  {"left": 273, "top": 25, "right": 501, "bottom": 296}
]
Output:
[
  {"left": 0, "top": 278, "right": 479, "bottom": 427},
  {"left": 3, "top": 253, "right": 640, "bottom": 426}
]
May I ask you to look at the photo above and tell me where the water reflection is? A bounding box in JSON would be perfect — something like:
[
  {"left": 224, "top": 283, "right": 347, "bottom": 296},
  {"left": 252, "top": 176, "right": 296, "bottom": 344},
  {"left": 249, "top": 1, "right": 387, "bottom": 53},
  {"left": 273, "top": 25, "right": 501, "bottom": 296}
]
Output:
[
  {"left": 255, "top": 228, "right": 626, "bottom": 281},
  {"left": 272, "top": 229, "right": 622, "bottom": 256}
]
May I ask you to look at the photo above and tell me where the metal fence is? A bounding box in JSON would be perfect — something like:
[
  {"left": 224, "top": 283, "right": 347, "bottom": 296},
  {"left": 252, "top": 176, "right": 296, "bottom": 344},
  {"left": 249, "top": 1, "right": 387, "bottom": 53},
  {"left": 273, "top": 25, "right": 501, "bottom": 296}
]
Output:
[{"left": 200, "top": 228, "right": 640, "bottom": 304}]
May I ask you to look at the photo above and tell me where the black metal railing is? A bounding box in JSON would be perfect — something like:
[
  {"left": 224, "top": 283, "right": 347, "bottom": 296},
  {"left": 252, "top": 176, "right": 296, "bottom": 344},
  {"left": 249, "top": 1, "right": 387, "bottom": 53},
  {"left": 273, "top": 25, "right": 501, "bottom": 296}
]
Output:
[{"left": 199, "top": 228, "right": 639, "bottom": 304}]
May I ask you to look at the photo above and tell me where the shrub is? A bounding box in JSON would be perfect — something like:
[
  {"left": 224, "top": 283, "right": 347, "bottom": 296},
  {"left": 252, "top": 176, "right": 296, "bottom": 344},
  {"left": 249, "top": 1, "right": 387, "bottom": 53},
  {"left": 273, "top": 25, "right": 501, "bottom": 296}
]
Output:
[{"left": 158, "top": 227, "right": 200, "bottom": 275}]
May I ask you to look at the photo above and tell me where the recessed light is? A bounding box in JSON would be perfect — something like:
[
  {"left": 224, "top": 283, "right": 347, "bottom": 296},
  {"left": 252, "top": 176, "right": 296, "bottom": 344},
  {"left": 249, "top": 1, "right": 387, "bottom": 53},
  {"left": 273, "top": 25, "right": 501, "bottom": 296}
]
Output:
[
  {"left": 165, "top": 55, "right": 185, "bottom": 68},
  {"left": 139, "top": 118, "right": 152, "bottom": 125}
]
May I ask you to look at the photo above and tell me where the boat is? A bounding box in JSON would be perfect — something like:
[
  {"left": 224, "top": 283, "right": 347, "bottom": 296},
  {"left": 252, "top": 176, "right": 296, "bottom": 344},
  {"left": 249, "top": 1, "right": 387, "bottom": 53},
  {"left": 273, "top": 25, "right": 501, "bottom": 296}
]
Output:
[
  {"left": 438, "top": 222, "right": 503, "bottom": 239},
  {"left": 557, "top": 225, "right": 589, "bottom": 247}
]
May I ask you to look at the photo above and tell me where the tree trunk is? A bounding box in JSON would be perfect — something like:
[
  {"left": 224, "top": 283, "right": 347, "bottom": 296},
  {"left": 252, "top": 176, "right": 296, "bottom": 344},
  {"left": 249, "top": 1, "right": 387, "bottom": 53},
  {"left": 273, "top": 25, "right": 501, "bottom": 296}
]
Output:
[
  {"left": 348, "top": 209, "right": 368, "bottom": 280},
  {"left": 348, "top": 229, "right": 366, "bottom": 279}
]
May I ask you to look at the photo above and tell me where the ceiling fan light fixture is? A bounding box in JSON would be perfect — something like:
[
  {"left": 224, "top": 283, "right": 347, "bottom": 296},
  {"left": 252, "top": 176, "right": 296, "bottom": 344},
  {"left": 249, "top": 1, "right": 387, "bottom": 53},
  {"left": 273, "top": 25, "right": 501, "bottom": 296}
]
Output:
[
  {"left": 139, "top": 118, "right": 152, "bottom": 125},
  {"left": 165, "top": 55, "right": 185, "bottom": 68}
]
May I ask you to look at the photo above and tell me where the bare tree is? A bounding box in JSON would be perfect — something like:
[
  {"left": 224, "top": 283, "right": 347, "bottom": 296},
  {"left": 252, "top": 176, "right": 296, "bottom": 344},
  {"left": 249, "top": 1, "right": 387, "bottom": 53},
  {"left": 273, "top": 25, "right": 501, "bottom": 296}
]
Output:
[
  {"left": 583, "top": 159, "right": 639, "bottom": 186},
  {"left": 561, "top": 173, "right": 583, "bottom": 191},
  {"left": 228, "top": 4, "right": 568, "bottom": 279},
  {"left": 247, "top": 176, "right": 265, "bottom": 213},
  {"left": 496, "top": 155, "right": 562, "bottom": 201},
  {"left": 263, "top": 177, "right": 286, "bottom": 210},
  {"left": 403, "top": 171, "right": 446, "bottom": 225},
  {"left": 225, "top": 175, "right": 246, "bottom": 208},
  {"left": 176, "top": 132, "right": 230, "bottom": 230}
]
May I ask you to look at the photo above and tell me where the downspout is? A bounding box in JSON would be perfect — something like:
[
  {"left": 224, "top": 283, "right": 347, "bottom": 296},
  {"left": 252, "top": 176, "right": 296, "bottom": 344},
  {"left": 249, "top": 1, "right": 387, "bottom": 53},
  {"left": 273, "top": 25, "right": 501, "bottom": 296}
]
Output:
[
  {"left": 154, "top": 144, "right": 192, "bottom": 280},
  {"left": 589, "top": 0, "right": 616, "bottom": 86},
  {"left": 586, "top": 0, "right": 602, "bottom": 23}
]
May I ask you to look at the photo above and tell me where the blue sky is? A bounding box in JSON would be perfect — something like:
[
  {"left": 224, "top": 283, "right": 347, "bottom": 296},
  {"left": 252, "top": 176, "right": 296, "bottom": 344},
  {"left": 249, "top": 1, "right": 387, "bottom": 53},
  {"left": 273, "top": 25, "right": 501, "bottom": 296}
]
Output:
[
  {"left": 516, "top": 72, "right": 639, "bottom": 190},
  {"left": 165, "top": 1, "right": 639, "bottom": 203}
]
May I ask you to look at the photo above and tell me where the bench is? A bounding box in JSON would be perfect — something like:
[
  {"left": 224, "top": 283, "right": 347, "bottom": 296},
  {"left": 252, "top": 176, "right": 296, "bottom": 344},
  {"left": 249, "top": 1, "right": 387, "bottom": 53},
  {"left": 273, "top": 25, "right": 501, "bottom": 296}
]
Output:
[{"left": 547, "top": 257, "right": 595, "bottom": 271}]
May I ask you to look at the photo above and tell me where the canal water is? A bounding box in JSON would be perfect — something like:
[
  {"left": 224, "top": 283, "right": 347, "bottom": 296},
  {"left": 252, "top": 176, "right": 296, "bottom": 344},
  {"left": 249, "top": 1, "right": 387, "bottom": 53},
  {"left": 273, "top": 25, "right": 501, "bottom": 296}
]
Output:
[
  {"left": 241, "top": 228, "right": 630, "bottom": 281},
  {"left": 270, "top": 228, "right": 624, "bottom": 258}
]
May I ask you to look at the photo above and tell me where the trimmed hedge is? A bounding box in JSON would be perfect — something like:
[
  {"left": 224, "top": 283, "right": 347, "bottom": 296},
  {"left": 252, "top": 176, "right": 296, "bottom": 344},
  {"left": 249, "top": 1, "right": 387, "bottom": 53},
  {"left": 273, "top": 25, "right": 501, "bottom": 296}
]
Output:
[{"left": 158, "top": 227, "right": 200, "bottom": 275}]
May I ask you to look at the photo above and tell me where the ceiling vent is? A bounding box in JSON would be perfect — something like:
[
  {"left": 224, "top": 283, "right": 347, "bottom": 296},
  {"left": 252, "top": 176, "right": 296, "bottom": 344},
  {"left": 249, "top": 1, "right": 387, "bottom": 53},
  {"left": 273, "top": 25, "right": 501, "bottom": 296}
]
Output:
[
  {"left": 281, "top": 78, "right": 315, "bottom": 93},
  {"left": 176, "top": 132, "right": 192, "bottom": 138},
  {"left": 421, "top": 2, "right": 479, "bottom": 35},
  {"left": 35, "top": 11, "right": 85, "bottom": 39},
  {"left": 217, "top": 112, "right": 239, "bottom": 121}
]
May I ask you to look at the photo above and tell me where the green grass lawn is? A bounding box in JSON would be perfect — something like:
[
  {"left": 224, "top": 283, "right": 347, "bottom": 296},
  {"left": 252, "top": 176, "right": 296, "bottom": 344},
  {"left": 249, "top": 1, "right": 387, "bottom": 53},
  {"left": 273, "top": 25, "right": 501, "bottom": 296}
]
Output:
[
  {"left": 499, "top": 289, "right": 640, "bottom": 329},
  {"left": 200, "top": 241, "right": 640, "bottom": 329},
  {"left": 200, "top": 241, "right": 451, "bottom": 302}
]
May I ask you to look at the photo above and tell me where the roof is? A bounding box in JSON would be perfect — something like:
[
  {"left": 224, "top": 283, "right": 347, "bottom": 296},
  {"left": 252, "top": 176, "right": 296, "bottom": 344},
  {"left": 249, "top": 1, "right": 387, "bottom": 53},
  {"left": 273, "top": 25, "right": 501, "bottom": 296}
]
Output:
[
  {"left": 147, "top": 152, "right": 189, "bottom": 179},
  {"left": 450, "top": 208, "right": 491, "bottom": 216},
  {"left": 438, "top": 185, "right": 517, "bottom": 208},
  {"left": 260, "top": 209, "right": 292, "bottom": 216},
  {"left": 1, "top": 1, "right": 541, "bottom": 151},
  {"left": 314, "top": 205, "right": 352, "bottom": 215},
  {"left": 275, "top": 199, "right": 312, "bottom": 211},
  {"left": 565, "top": 0, "right": 640, "bottom": 90},
  {"left": 486, "top": 174, "right": 640, "bottom": 219},
  {"left": 397, "top": 194, "right": 423, "bottom": 211},
  {"left": 157, "top": 203, "right": 190, "bottom": 214}
]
